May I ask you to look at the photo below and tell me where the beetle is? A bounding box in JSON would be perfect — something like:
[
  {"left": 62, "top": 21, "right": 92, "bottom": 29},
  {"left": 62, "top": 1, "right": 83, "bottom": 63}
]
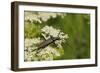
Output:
[{"left": 37, "top": 36, "right": 60, "bottom": 50}]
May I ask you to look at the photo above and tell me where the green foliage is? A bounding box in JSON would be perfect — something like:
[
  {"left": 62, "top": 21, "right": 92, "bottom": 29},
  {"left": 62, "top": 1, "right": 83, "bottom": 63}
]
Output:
[{"left": 24, "top": 21, "right": 41, "bottom": 38}]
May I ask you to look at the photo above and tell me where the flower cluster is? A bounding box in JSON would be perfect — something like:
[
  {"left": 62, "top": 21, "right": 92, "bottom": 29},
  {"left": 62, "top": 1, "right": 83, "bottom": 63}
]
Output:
[
  {"left": 41, "top": 25, "right": 68, "bottom": 48},
  {"left": 25, "top": 12, "right": 66, "bottom": 23},
  {"left": 24, "top": 39, "right": 60, "bottom": 61},
  {"left": 24, "top": 25, "right": 68, "bottom": 61},
  {"left": 41, "top": 26, "right": 60, "bottom": 38},
  {"left": 24, "top": 38, "right": 41, "bottom": 61},
  {"left": 37, "top": 46, "right": 60, "bottom": 60},
  {"left": 24, "top": 38, "right": 60, "bottom": 61}
]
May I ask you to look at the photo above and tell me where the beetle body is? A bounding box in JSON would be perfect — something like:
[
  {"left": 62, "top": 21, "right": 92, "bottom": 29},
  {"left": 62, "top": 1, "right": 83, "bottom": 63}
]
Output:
[{"left": 37, "top": 37, "right": 60, "bottom": 49}]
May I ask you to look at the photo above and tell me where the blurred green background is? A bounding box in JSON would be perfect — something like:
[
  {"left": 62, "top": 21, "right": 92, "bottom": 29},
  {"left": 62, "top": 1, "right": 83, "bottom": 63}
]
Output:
[{"left": 24, "top": 12, "right": 90, "bottom": 60}]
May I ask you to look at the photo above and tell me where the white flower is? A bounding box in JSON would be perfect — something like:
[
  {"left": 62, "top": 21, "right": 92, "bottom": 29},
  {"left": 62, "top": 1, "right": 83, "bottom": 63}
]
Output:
[
  {"left": 24, "top": 38, "right": 43, "bottom": 61},
  {"left": 59, "top": 32, "right": 69, "bottom": 39},
  {"left": 41, "top": 25, "right": 50, "bottom": 34},
  {"left": 25, "top": 49, "right": 39, "bottom": 61},
  {"left": 49, "top": 27, "right": 60, "bottom": 37},
  {"left": 25, "top": 51, "right": 33, "bottom": 61},
  {"left": 25, "top": 38, "right": 41, "bottom": 47},
  {"left": 24, "top": 25, "right": 68, "bottom": 61},
  {"left": 25, "top": 12, "right": 42, "bottom": 23},
  {"left": 25, "top": 12, "right": 66, "bottom": 23},
  {"left": 38, "top": 12, "right": 51, "bottom": 21},
  {"left": 25, "top": 38, "right": 33, "bottom": 47},
  {"left": 37, "top": 46, "right": 60, "bottom": 60},
  {"left": 41, "top": 25, "right": 69, "bottom": 48},
  {"left": 41, "top": 26, "right": 60, "bottom": 37},
  {"left": 42, "top": 54, "right": 53, "bottom": 60},
  {"left": 41, "top": 25, "right": 68, "bottom": 39},
  {"left": 55, "top": 40, "right": 62, "bottom": 48}
]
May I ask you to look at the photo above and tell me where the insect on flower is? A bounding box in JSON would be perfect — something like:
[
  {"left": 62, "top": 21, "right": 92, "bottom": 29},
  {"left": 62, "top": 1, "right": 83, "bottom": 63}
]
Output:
[
  {"left": 37, "top": 36, "right": 60, "bottom": 50},
  {"left": 33, "top": 26, "right": 68, "bottom": 52}
]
